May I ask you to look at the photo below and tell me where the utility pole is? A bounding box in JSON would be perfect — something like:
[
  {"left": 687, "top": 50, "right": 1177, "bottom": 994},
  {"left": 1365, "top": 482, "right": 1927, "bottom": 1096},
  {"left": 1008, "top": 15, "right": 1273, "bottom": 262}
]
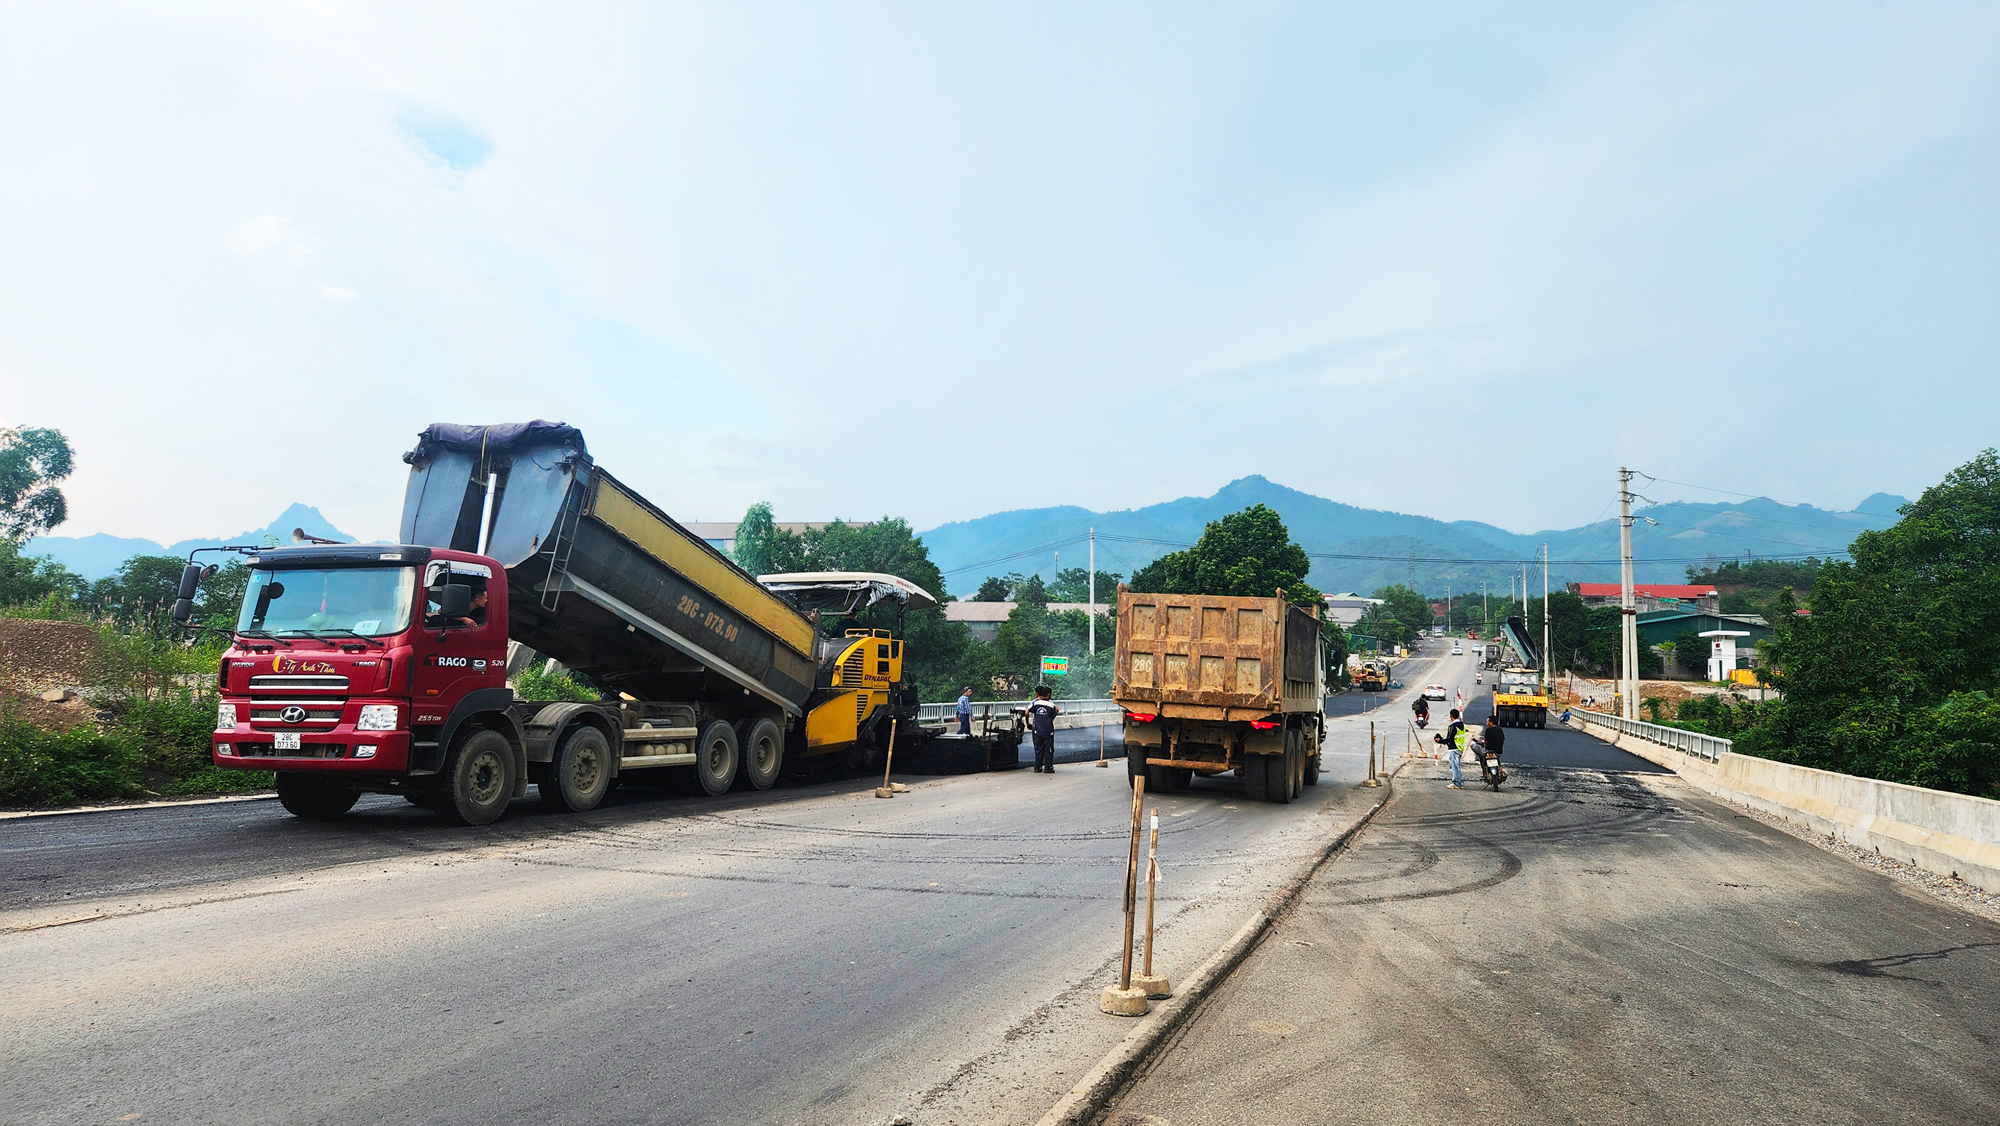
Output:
[
  {"left": 1088, "top": 527, "right": 1096, "bottom": 656},
  {"left": 1619, "top": 467, "right": 1638, "bottom": 720},
  {"left": 1541, "top": 543, "right": 1551, "bottom": 696},
  {"left": 1482, "top": 582, "right": 1487, "bottom": 635},
  {"left": 1445, "top": 583, "right": 1451, "bottom": 635}
]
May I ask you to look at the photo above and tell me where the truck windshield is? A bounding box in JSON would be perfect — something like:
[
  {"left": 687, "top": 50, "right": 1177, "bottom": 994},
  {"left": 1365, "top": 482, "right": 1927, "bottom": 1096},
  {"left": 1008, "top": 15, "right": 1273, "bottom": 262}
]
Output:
[{"left": 238, "top": 567, "right": 418, "bottom": 637}]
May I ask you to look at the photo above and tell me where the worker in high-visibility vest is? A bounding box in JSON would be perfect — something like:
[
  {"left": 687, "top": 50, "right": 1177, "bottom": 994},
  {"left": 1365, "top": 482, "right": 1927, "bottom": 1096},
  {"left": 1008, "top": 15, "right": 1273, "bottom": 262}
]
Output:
[{"left": 1434, "top": 708, "right": 1468, "bottom": 788}]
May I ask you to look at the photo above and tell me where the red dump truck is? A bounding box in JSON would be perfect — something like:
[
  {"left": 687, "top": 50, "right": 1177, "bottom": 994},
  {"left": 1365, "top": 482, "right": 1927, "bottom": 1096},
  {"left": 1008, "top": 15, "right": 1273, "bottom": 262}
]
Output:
[
  {"left": 1112, "top": 586, "right": 1326, "bottom": 804},
  {"left": 180, "top": 422, "right": 947, "bottom": 824}
]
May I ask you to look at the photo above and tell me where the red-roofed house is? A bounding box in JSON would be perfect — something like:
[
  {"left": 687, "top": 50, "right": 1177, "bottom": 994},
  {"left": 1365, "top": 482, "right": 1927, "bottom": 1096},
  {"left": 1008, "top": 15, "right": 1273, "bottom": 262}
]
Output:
[{"left": 1567, "top": 582, "right": 1720, "bottom": 614}]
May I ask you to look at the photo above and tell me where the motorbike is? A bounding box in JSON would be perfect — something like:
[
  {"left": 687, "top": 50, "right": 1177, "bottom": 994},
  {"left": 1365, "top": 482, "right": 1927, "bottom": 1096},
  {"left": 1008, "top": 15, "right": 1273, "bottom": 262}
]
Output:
[
  {"left": 1433, "top": 732, "right": 1506, "bottom": 791},
  {"left": 1414, "top": 713, "right": 1429, "bottom": 729}
]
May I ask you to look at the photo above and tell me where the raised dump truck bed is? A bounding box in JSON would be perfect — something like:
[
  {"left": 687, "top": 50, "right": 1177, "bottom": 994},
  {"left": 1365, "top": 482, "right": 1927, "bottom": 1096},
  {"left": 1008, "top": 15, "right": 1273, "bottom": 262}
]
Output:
[
  {"left": 401, "top": 423, "right": 816, "bottom": 715},
  {"left": 1112, "top": 588, "right": 1325, "bottom": 804}
]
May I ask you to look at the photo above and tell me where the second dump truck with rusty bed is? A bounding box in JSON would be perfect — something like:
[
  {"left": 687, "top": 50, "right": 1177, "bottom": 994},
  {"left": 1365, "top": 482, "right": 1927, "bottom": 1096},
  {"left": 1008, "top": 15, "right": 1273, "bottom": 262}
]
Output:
[
  {"left": 191, "top": 422, "right": 969, "bottom": 824},
  {"left": 1112, "top": 586, "right": 1326, "bottom": 804}
]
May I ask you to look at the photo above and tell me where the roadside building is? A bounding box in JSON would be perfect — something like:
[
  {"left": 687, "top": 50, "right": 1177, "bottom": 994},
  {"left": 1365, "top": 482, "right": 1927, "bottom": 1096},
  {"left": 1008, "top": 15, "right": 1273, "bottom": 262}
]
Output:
[
  {"left": 1321, "top": 593, "right": 1384, "bottom": 629},
  {"left": 1567, "top": 582, "right": 1720, "bottom": 614},
  {"left": 945, "top": 601, "right": 1107, "bottom": 644}
]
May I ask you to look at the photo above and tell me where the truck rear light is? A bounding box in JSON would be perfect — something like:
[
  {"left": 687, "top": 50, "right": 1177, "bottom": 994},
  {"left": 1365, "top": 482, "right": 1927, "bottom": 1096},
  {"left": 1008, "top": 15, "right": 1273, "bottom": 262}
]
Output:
[
  {"left": 1125, "top": 711, "right": 1156, "bottom": 723},
  {"left": 1248, "top": 720, "right": 1281, "bottom": 730}
]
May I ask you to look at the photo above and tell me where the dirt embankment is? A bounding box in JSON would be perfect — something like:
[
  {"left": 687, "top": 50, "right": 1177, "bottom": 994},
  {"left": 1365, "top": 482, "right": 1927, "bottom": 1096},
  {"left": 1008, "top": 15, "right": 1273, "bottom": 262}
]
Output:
[{"left": 0, "top": 618, "right": 105, "bottom": 731}]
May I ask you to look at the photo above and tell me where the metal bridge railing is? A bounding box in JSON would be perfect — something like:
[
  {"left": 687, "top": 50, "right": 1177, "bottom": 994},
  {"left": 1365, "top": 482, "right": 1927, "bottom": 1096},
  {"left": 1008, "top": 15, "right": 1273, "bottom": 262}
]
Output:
[
  {"left": 1572, "top": 709, "right": 1730, "bottom": 763},
  {"left": 915, "top": 698, "right": 1123, "bottom": 724}
]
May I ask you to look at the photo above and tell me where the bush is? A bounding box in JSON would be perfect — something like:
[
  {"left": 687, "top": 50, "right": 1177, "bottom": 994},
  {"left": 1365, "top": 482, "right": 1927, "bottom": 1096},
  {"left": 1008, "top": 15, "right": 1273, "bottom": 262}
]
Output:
[
  {"left": 120, "top": 689, "right": 224, "bottom": 778},
  {"left": 514, "top": 664, "right": 600, "bottom": 703},
  {"left": 0, "top": 718, "right": 139, "bottom": 807}
]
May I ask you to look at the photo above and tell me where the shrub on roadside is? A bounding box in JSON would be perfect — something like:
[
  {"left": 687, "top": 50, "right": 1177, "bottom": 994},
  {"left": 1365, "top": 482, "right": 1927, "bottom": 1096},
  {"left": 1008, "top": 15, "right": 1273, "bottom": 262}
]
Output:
[{"left": 0, "top": 717, "right": 139, "bottom": 807}]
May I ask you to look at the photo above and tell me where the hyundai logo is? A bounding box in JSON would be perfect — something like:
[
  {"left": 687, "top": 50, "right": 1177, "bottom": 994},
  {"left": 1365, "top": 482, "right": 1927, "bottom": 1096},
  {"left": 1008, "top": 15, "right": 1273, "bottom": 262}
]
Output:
[{"left": 280, "top": 705, "right": 308, "bottom": 724}]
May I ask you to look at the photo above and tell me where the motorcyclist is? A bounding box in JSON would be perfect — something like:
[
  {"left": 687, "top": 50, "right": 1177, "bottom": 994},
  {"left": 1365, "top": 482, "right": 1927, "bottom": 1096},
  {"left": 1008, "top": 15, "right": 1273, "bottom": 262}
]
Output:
[{"left": 1412, "top": 696, "right": 1430, "bottom": 727}]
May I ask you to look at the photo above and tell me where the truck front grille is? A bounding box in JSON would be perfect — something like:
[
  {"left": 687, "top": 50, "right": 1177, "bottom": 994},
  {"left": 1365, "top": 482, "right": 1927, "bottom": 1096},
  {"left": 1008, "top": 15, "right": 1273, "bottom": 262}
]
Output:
[
  {"left": 249, "top": 675, "right": 350, "bottom": 692},
  {"left": 249, "top": 701, "right": 345, "bottom": 727}
]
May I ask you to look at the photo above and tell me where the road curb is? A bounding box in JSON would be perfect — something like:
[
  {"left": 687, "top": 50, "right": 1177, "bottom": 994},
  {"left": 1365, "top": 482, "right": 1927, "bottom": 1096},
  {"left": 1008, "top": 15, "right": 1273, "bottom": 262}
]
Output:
[
  {"left": 1032, "top": 765, "right": 1403, "bottom": 1126},
  {"left": 0, "top": 792, "right": 278, "bottom": 821}
]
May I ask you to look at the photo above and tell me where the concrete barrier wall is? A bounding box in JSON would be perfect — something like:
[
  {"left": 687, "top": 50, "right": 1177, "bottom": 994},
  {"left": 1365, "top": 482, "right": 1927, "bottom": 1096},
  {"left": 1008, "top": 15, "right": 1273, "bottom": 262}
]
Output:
[{"left": 1574, "top": 717, "right": 2000, "bottom": 894}]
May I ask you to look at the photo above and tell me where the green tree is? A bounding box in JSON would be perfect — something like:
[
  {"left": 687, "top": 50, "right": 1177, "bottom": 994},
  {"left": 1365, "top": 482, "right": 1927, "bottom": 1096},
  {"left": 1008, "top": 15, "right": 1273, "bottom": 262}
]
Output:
[
  {"left": 1757, "top": 449, "right": 2000, "bottom": 796},
  {"left": 0, "top": 541, "right": 86, "bottom": 607},
  {"left": 1673, "top": 629, "right": 1708, "bottom": 676},
  {"left": 1046, "top": 567, "right": 1121, "bottom": 604},
  {"left": 731, "top": 501, "right": 781, "bottom": 576},
  {"left": 973, "top": 576, "right": 1012, "bottom": 602},
  {"left": 0, "top": 427, "right": 74, "bottom": 543},
  {"left": 1370, "top": 584, "right": 1433, "bottom": 637},
  {"left": 1015, "top": 573, "right": 1048, "bottom": 607},
  {"left": 87, "top": 555, "right": 189, "bottom": 635},
  {"left": 1131, "top": 504, "right": 1321, "bottom": 607}
]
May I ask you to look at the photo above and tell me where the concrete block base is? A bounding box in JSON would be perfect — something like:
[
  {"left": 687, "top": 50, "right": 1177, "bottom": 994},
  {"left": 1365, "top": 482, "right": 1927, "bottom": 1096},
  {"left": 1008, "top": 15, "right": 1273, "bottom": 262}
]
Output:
[
  {"left": 1131, "top": 972, "right": 1171, "bottom": 999},
  {"left": 874, "top": 788, "right": 894, "bottom": 799},
  {"left": 1099, "top": 985, "right": 1150, "bottom": 1017}
]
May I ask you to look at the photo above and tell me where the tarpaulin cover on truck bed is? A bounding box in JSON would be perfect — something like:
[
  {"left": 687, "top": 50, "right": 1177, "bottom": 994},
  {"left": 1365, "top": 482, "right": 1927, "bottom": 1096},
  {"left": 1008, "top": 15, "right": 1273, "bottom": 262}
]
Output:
[{"left": 403, "top": 421, "right": 587, "bottom": 468}]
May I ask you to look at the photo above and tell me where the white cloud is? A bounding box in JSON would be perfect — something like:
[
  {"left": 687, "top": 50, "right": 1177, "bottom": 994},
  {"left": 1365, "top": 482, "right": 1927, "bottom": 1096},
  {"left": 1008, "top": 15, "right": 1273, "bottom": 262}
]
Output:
[
  {"left": 227, "top": 215, "right": 318, "bottom": 263},
  {"left": 321, "top": 286, "right": 356, "bottom": 301}
]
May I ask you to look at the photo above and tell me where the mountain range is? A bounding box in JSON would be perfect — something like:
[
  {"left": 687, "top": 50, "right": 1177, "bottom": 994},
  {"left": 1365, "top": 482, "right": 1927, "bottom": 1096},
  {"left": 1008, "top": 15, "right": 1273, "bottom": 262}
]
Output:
[
  {"left": 23, "top": 504, "right": 356, "bottom": 580},
  {"left": 20, "top": 480, "right": 1905, "bottom": 597},
  {"left": 917, "top": 476, "right": 1905, "bottom": 598}
]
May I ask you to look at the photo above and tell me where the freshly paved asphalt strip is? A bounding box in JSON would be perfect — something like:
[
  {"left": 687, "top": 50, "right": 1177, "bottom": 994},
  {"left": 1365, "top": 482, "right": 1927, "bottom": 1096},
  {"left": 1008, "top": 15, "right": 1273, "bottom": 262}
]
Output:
[
  {"left": 1, "top": 707, "right": 1398, "bottom": 1126},
  {"left": 1102, "top": 748, "right": 2000, "bottom": 1125}
]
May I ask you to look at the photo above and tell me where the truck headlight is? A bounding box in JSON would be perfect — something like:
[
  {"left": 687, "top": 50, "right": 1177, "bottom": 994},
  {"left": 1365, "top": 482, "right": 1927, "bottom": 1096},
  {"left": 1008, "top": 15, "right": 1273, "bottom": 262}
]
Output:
[
  {"left": 357, "top": 704, "right": 400, "bottom": 731},
  {"left": 215, "top": 704, "right": 236, "bottom": 732}
]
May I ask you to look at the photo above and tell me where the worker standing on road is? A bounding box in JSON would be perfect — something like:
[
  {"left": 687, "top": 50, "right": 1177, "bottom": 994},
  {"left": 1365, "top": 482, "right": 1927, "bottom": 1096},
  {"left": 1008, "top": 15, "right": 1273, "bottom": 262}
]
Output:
[
  {"left": 956, "top": 687, "right": 974, "bottom": 735},
  {"left": 1027, "top": 685, "right": 1059, "bottom": 773},
  {"left": 1442, "top": 708, "right": 1468, "bottom": 789}
]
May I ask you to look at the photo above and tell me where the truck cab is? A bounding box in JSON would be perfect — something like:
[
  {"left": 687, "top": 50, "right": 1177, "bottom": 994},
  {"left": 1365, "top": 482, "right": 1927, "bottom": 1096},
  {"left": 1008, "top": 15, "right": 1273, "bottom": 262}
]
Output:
[{"left": 211, "top": 543, "right": 527, "bottom": 819}]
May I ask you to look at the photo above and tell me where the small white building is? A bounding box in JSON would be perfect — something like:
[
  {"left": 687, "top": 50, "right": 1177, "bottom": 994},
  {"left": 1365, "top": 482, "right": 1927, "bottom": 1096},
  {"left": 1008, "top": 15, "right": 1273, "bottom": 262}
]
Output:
[{"left": 1699, "top": 629, "right": 1751, "bottom": 682}]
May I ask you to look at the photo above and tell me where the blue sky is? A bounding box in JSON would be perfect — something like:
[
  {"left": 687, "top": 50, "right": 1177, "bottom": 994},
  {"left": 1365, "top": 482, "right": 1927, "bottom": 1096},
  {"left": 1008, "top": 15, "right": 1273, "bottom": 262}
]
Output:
[{"left": 1, "top": 2, "right": 1995, "bottom": 544}]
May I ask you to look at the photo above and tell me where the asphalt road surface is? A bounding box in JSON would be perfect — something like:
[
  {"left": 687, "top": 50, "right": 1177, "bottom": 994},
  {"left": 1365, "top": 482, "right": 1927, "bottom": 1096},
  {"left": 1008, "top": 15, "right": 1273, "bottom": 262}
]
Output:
[
  {"left": 1, "top": 703, "right": 1402, "bottom": 1126},
  {"left": 1106, "top": 734, "right": 2000, "bottom": 1124}
]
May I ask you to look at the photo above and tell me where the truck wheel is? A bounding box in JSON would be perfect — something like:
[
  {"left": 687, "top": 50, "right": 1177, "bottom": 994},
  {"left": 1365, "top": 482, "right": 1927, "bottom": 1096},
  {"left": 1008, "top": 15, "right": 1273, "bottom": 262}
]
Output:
[
  {"left": 435, "top": 728, "right": 516, "bottom": 826},
  {"left": 736, "top": 718, "right": 783, "bottom": 791},
  {"left": 1285, "top": 730, "right": 1304, "bottom": 801},
  {"left": 276, "top": 773, "right": 358, "bottom": 820},
  {"left": 693, "top": 720, "right": 738, "bottom": 796},
  {"left": 1127, "top": 741, "right": 1147, "bottom": 785},
  {"left": 540, "top": 725, "right": 612, "bottom": 813},
  {"left": 1146, "top": 762, "right": 1183, "bottom": 794},
  {"left": 1303, "top": 748, "right": 1320, "bottom": 787},
  {"left": 1266, "top": 752, "right": 1291, "bottom": 804}
]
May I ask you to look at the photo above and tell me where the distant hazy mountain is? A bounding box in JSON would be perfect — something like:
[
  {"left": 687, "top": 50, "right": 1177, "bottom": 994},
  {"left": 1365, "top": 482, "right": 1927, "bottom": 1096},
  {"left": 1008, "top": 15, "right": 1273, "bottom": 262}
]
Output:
[
  {"left": 919, "top": 476, "right": 1898, "bottom": 598},
  {"left": 23, "top": 504, "right": 356, "bottom": 580}
]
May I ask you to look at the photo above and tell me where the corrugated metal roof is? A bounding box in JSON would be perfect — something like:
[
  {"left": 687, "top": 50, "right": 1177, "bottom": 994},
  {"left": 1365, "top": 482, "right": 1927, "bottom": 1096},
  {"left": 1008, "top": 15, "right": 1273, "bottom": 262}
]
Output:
[{"left": 1574, "top": 583, "right": 1717, "bottom": 598}]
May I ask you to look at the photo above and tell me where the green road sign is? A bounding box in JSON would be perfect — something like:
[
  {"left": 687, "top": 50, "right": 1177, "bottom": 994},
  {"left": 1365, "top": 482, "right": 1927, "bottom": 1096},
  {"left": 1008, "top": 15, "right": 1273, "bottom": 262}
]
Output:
[{"left": 1040, "top": 655, "right": 1069, "bottom": 677}]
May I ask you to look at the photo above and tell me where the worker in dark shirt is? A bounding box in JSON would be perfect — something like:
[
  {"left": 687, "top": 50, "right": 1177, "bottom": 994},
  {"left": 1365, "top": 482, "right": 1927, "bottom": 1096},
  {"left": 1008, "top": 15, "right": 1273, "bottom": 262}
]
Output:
[{"left": 1027, "top": 685, "right": 1060, "bottom": 773}]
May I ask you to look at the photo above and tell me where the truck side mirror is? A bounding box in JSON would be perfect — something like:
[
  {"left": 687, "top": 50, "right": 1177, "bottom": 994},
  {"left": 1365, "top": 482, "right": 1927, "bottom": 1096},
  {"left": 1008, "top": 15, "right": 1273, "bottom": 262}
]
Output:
[
  {"left": 172, "top": 563, "right": 203, "bottom": 626},
  {"left": 436, "top": 585, "right": 472, "bottom": 621}
]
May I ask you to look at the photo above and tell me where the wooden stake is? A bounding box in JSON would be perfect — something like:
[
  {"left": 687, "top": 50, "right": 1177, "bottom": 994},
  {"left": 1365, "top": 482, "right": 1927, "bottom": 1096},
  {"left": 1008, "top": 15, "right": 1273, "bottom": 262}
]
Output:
[
  {"left": 1120, "top": 773, "right": 1146, "bottom": 990},
  {"left": 1096, "top": 718, "right": 1109, "bottom": 766},
  {"left": 1142, "top": 808, "right": 1160, "bottom": 978},
  {"left": 874, "top": 719, "right": 899, "bottom": 798}
]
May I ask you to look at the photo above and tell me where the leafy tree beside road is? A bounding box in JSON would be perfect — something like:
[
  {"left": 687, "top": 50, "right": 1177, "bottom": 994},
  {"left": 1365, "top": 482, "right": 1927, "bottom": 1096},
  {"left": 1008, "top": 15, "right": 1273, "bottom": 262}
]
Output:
[
  {"left": 0, "top": 426, "right": 74, "bottom": 543},
  {"left": 1130, "top": 504, "right": 1322, "bottom": 607},
  {"left": 1745, "top": 450, "right": 2000, "bottom": 798}
]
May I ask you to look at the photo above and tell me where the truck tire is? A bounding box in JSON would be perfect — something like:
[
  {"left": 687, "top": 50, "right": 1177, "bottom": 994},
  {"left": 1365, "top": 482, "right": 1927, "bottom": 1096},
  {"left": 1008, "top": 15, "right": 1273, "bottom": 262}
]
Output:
[
  {"left": 540, "top": 725, "right": 612, "bottom": 813},
  {"left": 1127, "top": 741, "right": 1147, "bottom": 786},
  {"left": 275, "top": 773, "right": 359, "bottom": 820},
  {"left": 1267, "top": 751, "right": 1291, "bottom": 804},
  {"left": 1240, "top": 753, "right": 1268, "bottom": 802},
  {"left": 736, "top": 718, "right": 783, "bottom": 791},
  {"left": 1146, "top": 762, "right": 1185, "bottom": 794},
  {"left": 434, "top": 728, "right": 516, "bottom": 826},
  {"left": 693, "top": 720, "right": 738, "bottom": 796},
  {"left": 1303, "top": 745, "right": 1320, "bottom": 787}
]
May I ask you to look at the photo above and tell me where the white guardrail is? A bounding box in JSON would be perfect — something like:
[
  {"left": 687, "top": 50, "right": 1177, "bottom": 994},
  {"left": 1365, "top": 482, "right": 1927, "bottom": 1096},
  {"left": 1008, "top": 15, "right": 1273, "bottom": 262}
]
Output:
[
  {"left": 916, "top": 698, "right": 1123, "bottom": 724},
  {"left": 1572, "top": 709, "right": 1730, "bottom": 764}
]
